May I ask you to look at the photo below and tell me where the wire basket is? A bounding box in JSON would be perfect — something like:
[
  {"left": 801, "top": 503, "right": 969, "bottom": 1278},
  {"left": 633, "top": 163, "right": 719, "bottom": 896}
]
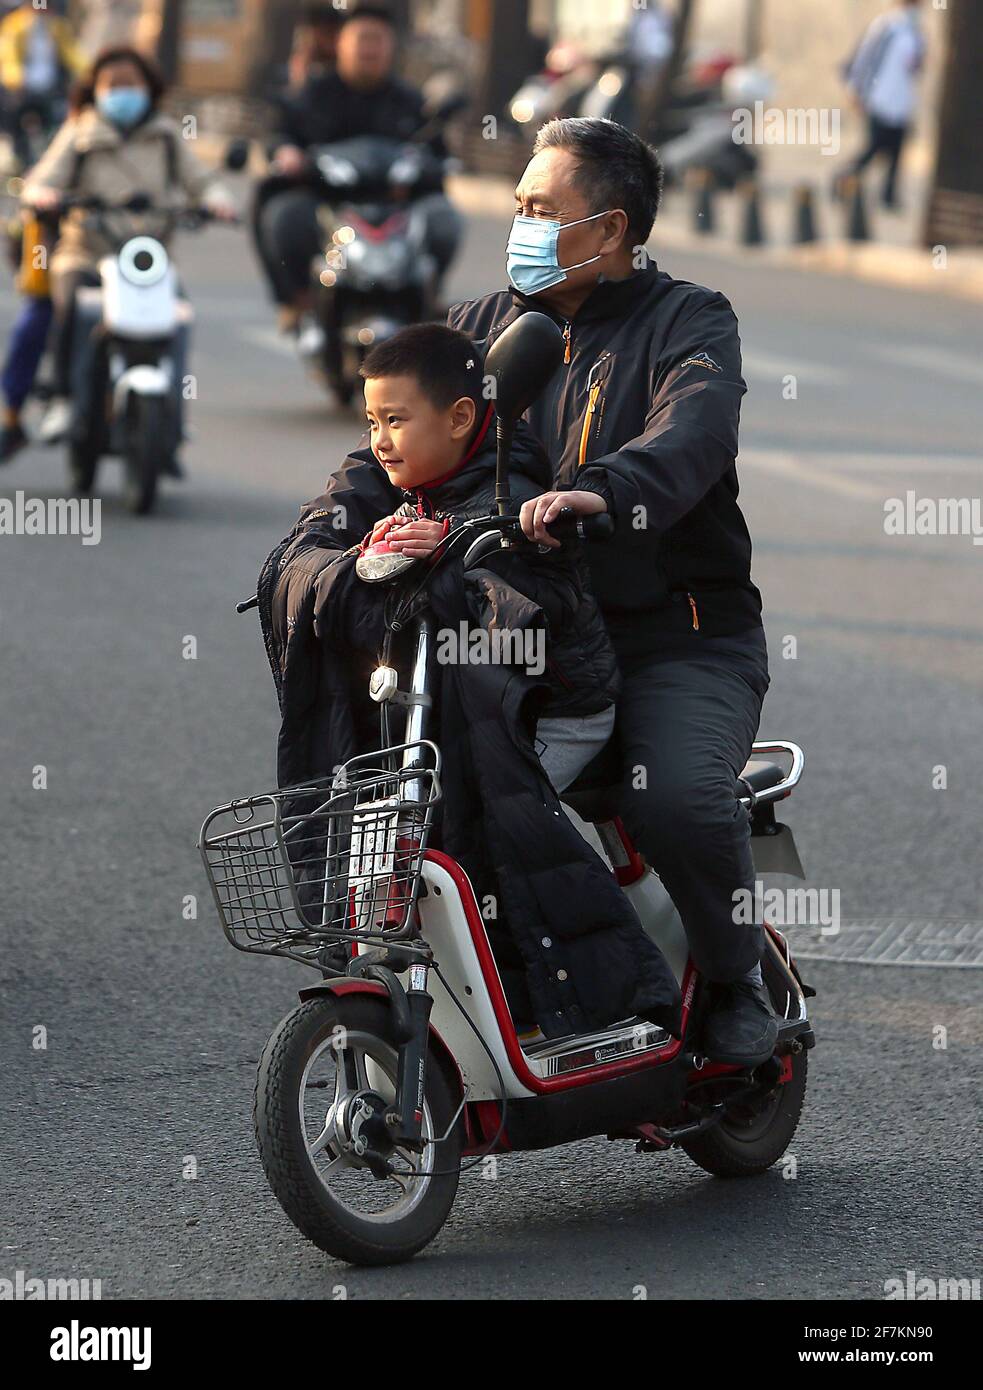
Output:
[{"left": 199, "top": 742, "right": 441, "bottom": 965}]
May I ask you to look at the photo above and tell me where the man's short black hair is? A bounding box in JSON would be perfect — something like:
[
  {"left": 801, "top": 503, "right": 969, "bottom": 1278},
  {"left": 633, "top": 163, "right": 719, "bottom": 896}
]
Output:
[
  {"left": 298, "top": 4, "right": 345, "bottom": 28},
  {"left": 532, "top": 117, "right": 664, "bottom": 250},
  {"left": 343, "top": 3, "right": 397, "bottom": 27},
  {"left": 360, "top": 324, "right": 485, "bottom": 414}
]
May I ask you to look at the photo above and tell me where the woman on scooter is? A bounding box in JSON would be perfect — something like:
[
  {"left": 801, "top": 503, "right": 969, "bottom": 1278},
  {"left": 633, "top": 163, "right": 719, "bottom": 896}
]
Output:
[{"left": 19, "top": 44, "right": 236, "bottom": 443}]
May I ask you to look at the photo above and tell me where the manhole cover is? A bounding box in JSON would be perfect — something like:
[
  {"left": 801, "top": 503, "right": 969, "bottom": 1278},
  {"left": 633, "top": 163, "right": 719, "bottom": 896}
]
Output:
[{"left": 788, "top": 918, "right": 983, "bottom": 968}]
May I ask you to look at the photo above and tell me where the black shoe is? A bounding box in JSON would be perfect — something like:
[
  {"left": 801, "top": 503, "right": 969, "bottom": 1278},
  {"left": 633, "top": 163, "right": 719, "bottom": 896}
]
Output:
[
  {"left": 702, "top": 978, "right": 778, "bottom": 1067},
  {"left": 0, "top": 422, "right": 27, "bottom": 463}
]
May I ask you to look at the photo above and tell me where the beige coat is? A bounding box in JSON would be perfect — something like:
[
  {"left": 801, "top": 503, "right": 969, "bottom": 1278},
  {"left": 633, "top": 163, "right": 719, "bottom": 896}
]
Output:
[{"left": 22, "top": 107, "right": 224, "bottom": 279}]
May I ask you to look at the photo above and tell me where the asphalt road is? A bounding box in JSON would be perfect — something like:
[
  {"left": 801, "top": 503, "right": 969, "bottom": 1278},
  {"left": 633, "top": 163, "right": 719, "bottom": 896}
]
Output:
[{"left": 1, "top": 187, "right": 981, "bottom": 1299}]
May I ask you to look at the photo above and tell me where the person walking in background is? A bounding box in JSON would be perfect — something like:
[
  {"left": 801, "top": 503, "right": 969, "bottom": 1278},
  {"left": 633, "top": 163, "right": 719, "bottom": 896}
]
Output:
[
  {"left": 0, "top": 0, "right": 85, "bottom": 169},
  {"left": 841, "top": 0, "right": 926, "bottom": 210},
  {"left": 0, "top": 205, "right": 53, "bottom": 461}
]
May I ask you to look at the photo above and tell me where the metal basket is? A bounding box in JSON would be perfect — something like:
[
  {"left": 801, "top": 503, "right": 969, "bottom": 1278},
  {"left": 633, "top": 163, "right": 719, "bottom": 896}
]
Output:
[{"left": 199, "top": 742, "right": 441, "bottom": 964}]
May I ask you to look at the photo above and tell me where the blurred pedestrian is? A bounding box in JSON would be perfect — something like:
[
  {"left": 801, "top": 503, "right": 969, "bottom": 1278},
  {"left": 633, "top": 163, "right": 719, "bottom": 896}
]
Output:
[
  {"left": 840, "top": 0, "right": 926, "bottom": 210},
  {"left": 0, "top": 0, "right": 85, "bottom": 169}
]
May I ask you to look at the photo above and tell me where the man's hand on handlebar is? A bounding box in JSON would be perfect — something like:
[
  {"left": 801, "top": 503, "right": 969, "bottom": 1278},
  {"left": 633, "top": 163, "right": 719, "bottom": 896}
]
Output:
[
  {"left": 24, "top": 187, "right": 62, "bottom": 213},
  {"left": 520, "top": 489, "right": 607, "bottom": 549},
  {"left": 273, "top": 144, "right": 307, "bottom": 176}
]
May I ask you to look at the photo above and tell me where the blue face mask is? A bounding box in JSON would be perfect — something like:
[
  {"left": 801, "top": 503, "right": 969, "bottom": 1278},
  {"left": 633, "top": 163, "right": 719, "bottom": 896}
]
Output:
[
  {"left": 506, "top": 209, "right": 614, "bottom": 296},
  {"left": 97, "top": 87, "right": 151, "bottom": 128}
]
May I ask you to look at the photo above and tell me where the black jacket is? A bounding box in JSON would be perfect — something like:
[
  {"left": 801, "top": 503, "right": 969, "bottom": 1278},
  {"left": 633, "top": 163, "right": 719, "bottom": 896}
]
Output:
[
  {"left": 269, "top": 71, "right": 425, "bottom": 153},
  {"left": 270, "top": 414, "right": 620, "bottom": 721},
  {"left": 256, "top": 472, "right": 681, "bottom": 1040},
  {"left": 448, "top": 264, "right": 763, "bottom": 652}
]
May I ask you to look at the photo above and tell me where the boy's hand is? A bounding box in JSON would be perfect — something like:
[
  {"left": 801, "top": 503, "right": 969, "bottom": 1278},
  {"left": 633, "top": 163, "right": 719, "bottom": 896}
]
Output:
[
  {"left": 369, "top": 515, "right": 397, "bottom": 544},
  {"left": 387, "top": 519, "right": 446, "bottom": 558},
  {"left": 520, "top": 489, "right": 607, "bottom": 549}
]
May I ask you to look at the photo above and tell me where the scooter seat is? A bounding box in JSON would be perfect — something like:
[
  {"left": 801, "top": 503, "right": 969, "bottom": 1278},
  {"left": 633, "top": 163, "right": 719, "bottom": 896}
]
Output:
[
  {"left": 559, "top": 746, "right": 786, "bottom": 823},
  {"left": 741, "top": 759, "right": 785, "bottom": 795}
]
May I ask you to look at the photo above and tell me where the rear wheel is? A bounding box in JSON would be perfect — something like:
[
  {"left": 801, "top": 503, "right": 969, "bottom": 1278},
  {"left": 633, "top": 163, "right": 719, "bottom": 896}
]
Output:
[
  {"left": 680, "top": 1050, "right": 807, "bottom": 1177},
  {"left": 254, "top": 994, "right": 462, "bottom": 1265},
  {"left": 122, "top": 395, "right": 169, "bottom": 515}
]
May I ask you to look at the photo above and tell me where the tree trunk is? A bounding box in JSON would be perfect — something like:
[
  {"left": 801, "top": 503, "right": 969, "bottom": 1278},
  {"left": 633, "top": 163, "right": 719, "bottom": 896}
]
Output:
[{"left": 923, "top": 0, "right": 983, "bottom": 247}]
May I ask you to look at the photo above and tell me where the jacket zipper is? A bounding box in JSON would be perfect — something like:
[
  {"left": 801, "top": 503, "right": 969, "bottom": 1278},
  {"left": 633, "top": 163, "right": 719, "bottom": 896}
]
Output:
[
  {"left": 577, "top": 354, "right": 610, "bottom": 469},
  {"left": 687, "top": 592, "right": 700, "bottom": 631},
  {"left": 562, "top": 321, "right": 572, "bottom": 364}
]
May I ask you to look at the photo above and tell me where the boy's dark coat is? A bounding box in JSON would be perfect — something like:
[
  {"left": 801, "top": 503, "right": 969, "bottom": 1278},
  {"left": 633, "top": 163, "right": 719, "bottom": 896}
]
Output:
[{"left": 256, "top": 422, "right": 682, "bottom": 1039}]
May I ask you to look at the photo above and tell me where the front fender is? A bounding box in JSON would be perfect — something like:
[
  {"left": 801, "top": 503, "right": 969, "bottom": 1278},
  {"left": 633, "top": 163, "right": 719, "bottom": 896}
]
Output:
[
  {"left": 297, "top": 977, "right": 465, "bottom": 1102},
  {"left": 112, "top": 363, "right": 171, "bottom": 416}
]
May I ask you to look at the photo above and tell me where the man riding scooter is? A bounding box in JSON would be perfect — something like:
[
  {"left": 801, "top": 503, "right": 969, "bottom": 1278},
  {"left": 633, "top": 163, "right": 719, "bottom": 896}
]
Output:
[
  {"left": 252, "top": 2, "right": 461, "bottom": 336},
  {"left": 448, "top": 116, "right": 776, "bottom": 1069}
]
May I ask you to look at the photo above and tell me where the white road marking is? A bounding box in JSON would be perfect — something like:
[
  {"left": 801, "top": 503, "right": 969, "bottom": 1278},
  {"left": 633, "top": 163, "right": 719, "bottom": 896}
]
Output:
[
  {"left": 239, "top": 325, "right": 298, "bottom": 357},
  {"left": 875, "top": 343, "right": 983, "bottom": 386},
  {"left": 740, "top": 445, "right": 983, "bottom": 498},
  {"left": 742, "top": 349, "right": 847, "bottom": 387}
]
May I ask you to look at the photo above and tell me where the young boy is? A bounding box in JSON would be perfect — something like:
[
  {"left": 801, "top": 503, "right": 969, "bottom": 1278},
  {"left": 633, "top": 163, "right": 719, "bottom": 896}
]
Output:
[
  {"left": 354, "top": 321, "right": 619, "bottom": 794},
  {"left": 261, "top": 321, "right": 683, "bottom": 1041}
]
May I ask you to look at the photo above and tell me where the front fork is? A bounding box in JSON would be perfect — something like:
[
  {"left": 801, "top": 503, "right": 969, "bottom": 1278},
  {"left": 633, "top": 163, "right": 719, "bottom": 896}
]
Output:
[{"left": 347, "top": 948, "right": 434, "bottom": 1154}]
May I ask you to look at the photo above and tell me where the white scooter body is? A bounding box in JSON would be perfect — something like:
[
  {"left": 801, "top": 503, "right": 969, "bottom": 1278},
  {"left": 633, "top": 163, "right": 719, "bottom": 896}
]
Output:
[{"left": 97, "top": 237, "right": 192, "bottom": 412}]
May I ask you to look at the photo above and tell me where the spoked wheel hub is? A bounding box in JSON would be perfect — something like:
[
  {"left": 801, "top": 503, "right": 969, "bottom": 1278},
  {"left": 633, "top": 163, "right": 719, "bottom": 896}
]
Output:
[{"left": 325, "top": 1089, "right": 393, "bottom": 1173}]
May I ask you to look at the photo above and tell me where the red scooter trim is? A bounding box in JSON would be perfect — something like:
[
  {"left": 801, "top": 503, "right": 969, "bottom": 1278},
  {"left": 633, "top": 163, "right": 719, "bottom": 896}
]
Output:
[{"left": 424, "top": 848, "right": 694, "bottom": 1095}]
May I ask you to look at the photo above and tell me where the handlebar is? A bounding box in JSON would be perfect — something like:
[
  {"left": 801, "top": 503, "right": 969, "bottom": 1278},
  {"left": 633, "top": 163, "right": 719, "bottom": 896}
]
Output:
[
  {"left": 542, "top": 508, "right": 614, "bottom": 543},
  {"left": 24, "top": 194, "right": 239, "bottom": 228}
]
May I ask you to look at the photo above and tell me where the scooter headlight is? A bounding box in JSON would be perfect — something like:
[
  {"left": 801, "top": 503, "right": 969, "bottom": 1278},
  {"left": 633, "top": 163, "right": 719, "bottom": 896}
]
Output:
[{"left": 118, "top": 236, "right": 169, "bottom": 287}]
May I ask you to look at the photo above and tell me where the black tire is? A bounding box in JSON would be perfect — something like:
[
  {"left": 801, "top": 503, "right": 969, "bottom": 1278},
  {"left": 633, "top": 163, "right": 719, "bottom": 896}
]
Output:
[
  {"left": 68, "top": 437, "right": 100, "bottom": 494},
  {"left": 680, "top": 1050, "right": 808, "bottom": 1178},
  {"left": 122, "top": 395, "right": 169, "bottom": 515},
  {"left": 254, "top": 995, "right": 462, "bottom": 1266}
]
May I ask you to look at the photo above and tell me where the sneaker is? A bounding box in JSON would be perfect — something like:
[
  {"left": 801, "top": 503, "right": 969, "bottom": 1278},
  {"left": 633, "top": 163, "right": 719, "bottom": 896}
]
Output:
[
  {"left": 701, "top": 978, "right": 778, "bottom": 1067},
  {"left": 36, "top": 397, "right": 72, "bottom": 445},
  {"left": 0, "top": 421, "right": 27, "bottom": 463}
]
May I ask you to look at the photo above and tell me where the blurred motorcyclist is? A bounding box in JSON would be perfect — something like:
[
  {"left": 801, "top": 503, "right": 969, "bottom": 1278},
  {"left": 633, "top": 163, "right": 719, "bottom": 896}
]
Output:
[
  {"left": 253, "top": 3, "right": 461, "bottom": 334},
  {"left": 285, "top": 2, "right": 344, "bottom": 89},
  {"left": 19, "top": 44, "right": 236, "bottom": 443},
  {"left": 0, "top": 0, "right": 85, "bottom": 168}
]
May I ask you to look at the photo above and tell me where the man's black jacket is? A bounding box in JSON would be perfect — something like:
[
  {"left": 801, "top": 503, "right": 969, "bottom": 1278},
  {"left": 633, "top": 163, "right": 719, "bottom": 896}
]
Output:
[
  {"left": 448, "top": 264, "right": 763, "bottom": 652},
  {"left": 255, "top": 431, "right": 681, "bottom": 1040},
  {"left": 269, "top": 71, "right": 426, "bottom": 153}
]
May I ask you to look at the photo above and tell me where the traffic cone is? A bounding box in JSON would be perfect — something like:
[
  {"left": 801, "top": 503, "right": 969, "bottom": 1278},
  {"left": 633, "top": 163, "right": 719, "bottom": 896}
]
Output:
[
  {"left": 844, "top": 175, "right": 869, "bottom": 241},
  {"left": 793, "top": 184, "right": 818, "bottom": 243},
  {"left": 738, "top": 179, "right": 765, "bottom": 246},
  {"left": 689, "top": 168, "right": 715, "bottom": 235}
]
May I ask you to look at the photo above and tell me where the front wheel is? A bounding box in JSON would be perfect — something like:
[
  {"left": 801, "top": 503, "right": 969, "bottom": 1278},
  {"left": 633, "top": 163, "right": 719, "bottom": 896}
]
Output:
[
  {"left": 122, "top": 394, "right": 169, "bottom": 515},
  {"left": 254, "top": 994, "right": 462, "bottom": 1265},
  {"left": 681, "top": 1050, "right": 807, "bottom": 1177}
]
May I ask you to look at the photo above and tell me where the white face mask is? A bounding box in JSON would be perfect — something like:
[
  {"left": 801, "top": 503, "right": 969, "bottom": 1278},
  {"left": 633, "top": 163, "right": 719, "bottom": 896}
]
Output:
[{"left": 506, "top": 208, "right": 616, "bottom": 295}]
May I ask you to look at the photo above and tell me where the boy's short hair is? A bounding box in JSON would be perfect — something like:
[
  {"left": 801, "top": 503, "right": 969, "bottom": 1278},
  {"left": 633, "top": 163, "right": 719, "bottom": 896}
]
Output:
[{"left": 359, "top": 324, "right": 486, "bottom": 416}]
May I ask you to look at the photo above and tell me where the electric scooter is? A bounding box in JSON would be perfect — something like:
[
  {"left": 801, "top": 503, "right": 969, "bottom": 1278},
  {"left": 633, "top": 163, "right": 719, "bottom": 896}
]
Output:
[
  {"left": 200, "top": 313, "right": 814, "bottom": 1266},
  {"left": 57, "top": 195, "right": 229, "bottom": 514}
]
